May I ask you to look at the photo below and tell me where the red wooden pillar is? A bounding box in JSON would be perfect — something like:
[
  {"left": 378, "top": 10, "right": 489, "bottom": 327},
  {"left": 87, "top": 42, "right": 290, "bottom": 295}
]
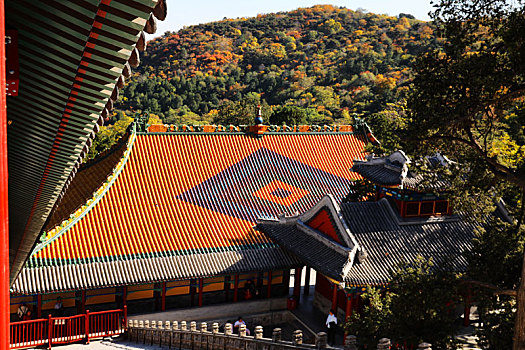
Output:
[
  {"left": 0, "top": 5, "right": 10, "bottom": 348},
  {"left": 303, "top": 267, "right": 310, "bottom": 296},
  {"left": 343, "top": 291, "right": 353, "bottom": 346},
  {"left": 198, "top": 278, "right": 203, "bottom": 307},
  {"left": 190, "top": 279, "right": 196, "bottom": 307},
  {"left": 224, "top": 276, "right": 230, "bottom": 302},
  {"left": 283, "top": 270, "right": 291, "bottom": 294},
  {"left": 85, "top": 310, "right": 90, "bottom": 344},
  {"left": 464, "top": 295, "right": 471, "bottom": 327},
  {"left": 37, "top": 294, "right": 42, "bottom": 319},
  {"left": 266, "top": 271, "right": 272, "bottom": 298},
  {"left": 233, "top": 274, "right": 239, "bottom": 302},
  {"left": 345, "top": 292, "right": 353, "bottom": 321},
  {"left": 293, "top": 266, "right": 302, "bottom": 301},
  {"left": 122, "top": 286, "right": 127, "bottom": 309},
  {"left": 81, "top": 290, "right": 86, "bottom": 314},
  {"left": 48, "top": 314, "right": 53, "bottom": 348},
  {"left": 331, "top": 283, "right": 338, "bottom": 311},
  {"left": 161, "top": 282, "right": 166, "bottom": 311}
]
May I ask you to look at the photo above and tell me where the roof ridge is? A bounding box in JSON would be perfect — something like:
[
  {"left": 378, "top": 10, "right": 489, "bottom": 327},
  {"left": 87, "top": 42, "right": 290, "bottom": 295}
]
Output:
[
  {"left": 145, "top": 123, "right": 357, "bottom": 134},
  {"left": 28, "top": 132, "right": 138, "bottom": 264}
]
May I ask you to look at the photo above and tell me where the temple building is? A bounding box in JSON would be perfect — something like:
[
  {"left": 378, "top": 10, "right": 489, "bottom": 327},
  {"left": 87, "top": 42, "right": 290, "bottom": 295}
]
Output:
[
  {"left": 9, "top": 120, "right": 375, "bottom": 319},
  {"left": 257, "top": 151, "right": 485, "bottom": 323}
]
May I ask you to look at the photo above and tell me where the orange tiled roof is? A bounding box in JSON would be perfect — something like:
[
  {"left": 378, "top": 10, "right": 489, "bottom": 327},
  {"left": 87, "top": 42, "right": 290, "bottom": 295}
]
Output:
[{"left": 13, "top": 124, "right": 370, "bottom": 294}]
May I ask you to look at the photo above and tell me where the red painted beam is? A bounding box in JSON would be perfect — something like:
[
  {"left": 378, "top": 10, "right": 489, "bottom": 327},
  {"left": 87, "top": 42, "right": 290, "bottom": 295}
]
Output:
[{"left": 0, "top": 1, "right": 10, "bottom": 348}]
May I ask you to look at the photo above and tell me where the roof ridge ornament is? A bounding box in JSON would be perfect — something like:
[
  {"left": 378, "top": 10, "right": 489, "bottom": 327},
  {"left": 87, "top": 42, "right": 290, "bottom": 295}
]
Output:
[{"left": 143, "top": 123, "right": 374, "bottom": 136}]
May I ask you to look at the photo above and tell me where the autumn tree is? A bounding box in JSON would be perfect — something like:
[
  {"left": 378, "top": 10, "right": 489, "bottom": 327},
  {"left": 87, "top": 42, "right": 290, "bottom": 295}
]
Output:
[
  {"left": 346, "top": 257, "right": 459, "bottom": 349},
  {"left": 407, "top": 1, "right": 525, "bottom": 348}
]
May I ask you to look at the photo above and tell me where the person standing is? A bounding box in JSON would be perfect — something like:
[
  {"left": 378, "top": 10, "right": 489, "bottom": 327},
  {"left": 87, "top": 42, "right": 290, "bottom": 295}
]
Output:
[
  {"left": 54, "top": 297, "right": 64, "bottom": 317},
  {"left": 325, "top": 309, "right": 337, "bottom": 345}
]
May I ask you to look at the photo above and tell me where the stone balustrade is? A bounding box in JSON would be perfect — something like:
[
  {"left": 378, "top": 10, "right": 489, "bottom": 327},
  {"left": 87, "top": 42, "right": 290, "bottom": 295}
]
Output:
[{"left": 127, "top": 319, "right": 432, "bottom": 350}]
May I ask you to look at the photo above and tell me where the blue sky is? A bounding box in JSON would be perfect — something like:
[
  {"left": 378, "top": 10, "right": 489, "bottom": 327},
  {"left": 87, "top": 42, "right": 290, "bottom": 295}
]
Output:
[{"left": 151, "top": 0, "right": 434, "bottom": 38}]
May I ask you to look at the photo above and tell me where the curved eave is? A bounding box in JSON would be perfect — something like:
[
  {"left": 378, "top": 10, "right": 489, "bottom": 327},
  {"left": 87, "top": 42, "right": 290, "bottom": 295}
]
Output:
[{"left": 6, "top": 0, "right": 167, "bottom": 283}]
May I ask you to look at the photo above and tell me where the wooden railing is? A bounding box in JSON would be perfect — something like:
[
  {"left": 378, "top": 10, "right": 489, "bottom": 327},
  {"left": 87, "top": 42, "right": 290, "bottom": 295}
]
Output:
[{"left": 9, "top": 307, "right": 127, "bottom": 349}]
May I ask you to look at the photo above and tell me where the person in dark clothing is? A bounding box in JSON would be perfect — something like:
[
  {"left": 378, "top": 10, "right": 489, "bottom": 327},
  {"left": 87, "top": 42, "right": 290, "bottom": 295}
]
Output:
[
  {"left": 54, "top": 297, "right": 64, "bottom": 317},
  {"left": 243, "top": 280, "right": 258, "bottom": 300},
  {"left": 325, "top": 309, "right": 337, "bottom": 345}
]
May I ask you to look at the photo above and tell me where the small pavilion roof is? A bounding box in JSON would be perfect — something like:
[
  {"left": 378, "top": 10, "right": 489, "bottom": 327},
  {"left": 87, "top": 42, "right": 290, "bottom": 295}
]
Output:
[
  {"left": 12, "top": 123, "right": 372, "bottom": 294},
  {"left": 258, "top": 196, "right": 474, "bottom": 286},
  {"left": 352, "top": 151, "right": 450, "bottom": 191}
]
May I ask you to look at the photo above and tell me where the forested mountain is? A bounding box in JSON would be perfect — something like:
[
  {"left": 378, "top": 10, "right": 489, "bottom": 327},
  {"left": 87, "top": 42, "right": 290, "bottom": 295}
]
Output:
[{"left": 115, "top": 5, "right": 440, "bottom": 126}]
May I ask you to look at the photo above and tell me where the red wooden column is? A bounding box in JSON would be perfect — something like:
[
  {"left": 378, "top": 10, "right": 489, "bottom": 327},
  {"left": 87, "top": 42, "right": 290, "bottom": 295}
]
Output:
[
  {"left": 198, "top": 278, "right": 203, "bottom": 307},
  {"left": 190, "top": 279, "right": 196, "bottom": 307},
  {"left": 37, "top": 294, "right": 42, "bottom": 319},
  {"left": 233, "top": 274, "right": 239, "bottom": 302},
  {"left": 331, "top": 283, "right": 338, "bottom": 311},
  {"left": 345, "top": 292, "right": 353, "bottom": 321},
  {"left": 283, "top": 270, "right": 291, "bottom": 293},
  {"left": 122, "top": 286, "right": 127, "bottom": 309},
  {"left": 343, "top": 291, "right": 353, "bottom": 346},
  {"left": 0, "top": 4, "right": 9, "bottom": 348},
  {"left": 161, "top": 282, "right": 167, "bottom": 311},
  {"left": 464, "top": 294, "right": 471, "bottom": 327},
  {"left": 81, "top": 290, "right": 86, "bottom": 313},
  {"left": 266, "top": 271, "right": 272, "bottom": 298},
  {"left": 293, "top": 266, "right": 302, "bottom": 301}
]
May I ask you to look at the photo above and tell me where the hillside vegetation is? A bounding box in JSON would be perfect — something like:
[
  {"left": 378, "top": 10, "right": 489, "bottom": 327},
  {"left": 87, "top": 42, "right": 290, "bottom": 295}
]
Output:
[{"left": 115, "top": 5, "right": 440, "bottom": 126}]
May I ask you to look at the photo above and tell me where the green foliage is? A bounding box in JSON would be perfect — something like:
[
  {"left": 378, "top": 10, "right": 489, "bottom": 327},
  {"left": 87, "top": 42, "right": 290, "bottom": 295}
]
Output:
[
  {"left": 115, "top": 5, "right": 441, "bottom": 125},
  {"left": 346, "top": 256, "right": 460, "bottom": 349},
  {"left": 269, "top": 106, "right": 307, "bottom": 125},
  {"left": 346, "top": 288, "right": 392, "bottom": 348},
  {"left": 86, "top": 112, "right": 162, "bottom": 160},
  {"left": 475, "top": 295, "right": 516, "bottom": 350},
  {"left": 342, "top": 179, "right": 376, "bottom": 203},
  {"left": 365, "top": 102, "right": 407, "bottom": 155},
  {"left": 86, "top": 114, "right": 133, "bottom": 161},
  {"left": 406, "top": 1, "right": 525, "bottom": 348},
  {"left": 387, "top": 257, "right": 459, "bottom": 349},
  {"left": 466, "top": 219, "right": 525, "bottom": 349},
  {"left": 213, "top": 93, "right": 270, "bottom": 125}
]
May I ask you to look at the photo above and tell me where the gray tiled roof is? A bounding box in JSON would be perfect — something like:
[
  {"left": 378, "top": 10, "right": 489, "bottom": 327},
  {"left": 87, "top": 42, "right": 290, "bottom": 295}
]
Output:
[
  {"left": 258, "top": 198, "right": 474, "bottom": 286},
  {"left": 340, "top": 199, "right": 472, "bottom": 285},
  {"left": 257, "top": 223, "right": 352, "bottom": 282},
  {"left": 11, "top": 247, "right": 300, "bottom": 294},
  {"left": 352, "top": 152, "right": 449, "bottom": 191}
]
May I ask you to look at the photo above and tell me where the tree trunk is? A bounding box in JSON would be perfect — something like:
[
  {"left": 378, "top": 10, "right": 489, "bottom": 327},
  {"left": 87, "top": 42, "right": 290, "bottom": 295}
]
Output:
[{"left": 513, "top": 252, "right": 525, "bottom": 350}]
